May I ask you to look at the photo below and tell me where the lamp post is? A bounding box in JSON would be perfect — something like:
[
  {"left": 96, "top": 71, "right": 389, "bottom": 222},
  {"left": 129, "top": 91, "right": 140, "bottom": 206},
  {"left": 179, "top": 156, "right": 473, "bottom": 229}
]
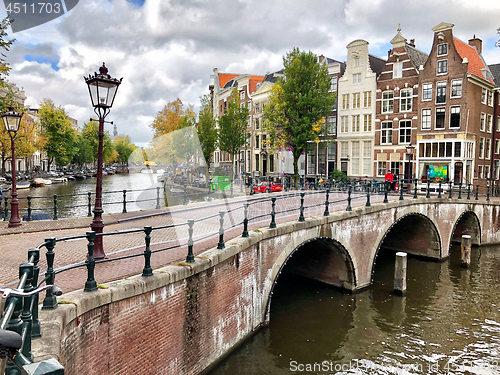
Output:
[
  {"left": 84, "top": 63, "right": 122, "bottom": 259},
  {"left": 2, "top": 106, "right": 23, "bottom": 228},
  {"left": 406, "top": 144, "right": 415, "bottom": 193}
]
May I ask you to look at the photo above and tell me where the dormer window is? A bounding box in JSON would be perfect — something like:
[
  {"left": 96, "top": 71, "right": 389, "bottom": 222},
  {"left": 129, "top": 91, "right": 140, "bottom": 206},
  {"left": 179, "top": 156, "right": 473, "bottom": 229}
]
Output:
[{"left": 437, "top": 43, "right": 448, "bottom": 56}]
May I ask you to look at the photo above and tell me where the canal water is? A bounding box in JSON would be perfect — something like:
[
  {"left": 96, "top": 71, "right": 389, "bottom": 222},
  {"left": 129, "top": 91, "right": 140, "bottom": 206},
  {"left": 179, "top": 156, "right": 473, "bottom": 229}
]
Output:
[{"left": 209, "top": 245, "right": 500, "bottom": 374}]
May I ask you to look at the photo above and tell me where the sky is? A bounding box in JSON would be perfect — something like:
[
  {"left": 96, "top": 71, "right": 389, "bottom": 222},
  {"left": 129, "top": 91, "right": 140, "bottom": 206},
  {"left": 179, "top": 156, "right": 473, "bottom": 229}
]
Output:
[{"left": 1, "top": 0, "right": 500, "bottom": 147}]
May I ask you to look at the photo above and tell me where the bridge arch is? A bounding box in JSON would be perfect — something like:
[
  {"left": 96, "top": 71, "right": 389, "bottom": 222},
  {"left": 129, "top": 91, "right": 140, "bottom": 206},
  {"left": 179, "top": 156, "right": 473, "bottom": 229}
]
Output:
[
  {"left": 263, "top": 235, "right": 356, "bottom": 323},
  {"left": 369, "top": 212, "right": 442, "bottom": 283},
  {"left": 450, "top": 210, "right": 481, "bottom": 246}
]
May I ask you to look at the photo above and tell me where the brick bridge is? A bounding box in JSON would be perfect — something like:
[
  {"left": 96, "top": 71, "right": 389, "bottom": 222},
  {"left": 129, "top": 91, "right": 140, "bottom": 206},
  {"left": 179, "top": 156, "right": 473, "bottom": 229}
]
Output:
[{"left": 36, "top": 198, "right": 500, "bottom": 374}]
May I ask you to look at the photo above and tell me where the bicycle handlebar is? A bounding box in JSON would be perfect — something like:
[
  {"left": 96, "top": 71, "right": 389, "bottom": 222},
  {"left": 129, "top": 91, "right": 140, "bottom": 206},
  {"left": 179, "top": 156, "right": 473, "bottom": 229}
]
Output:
[{"left": 0, "top": 285, "right": 62, "bottom": 299}]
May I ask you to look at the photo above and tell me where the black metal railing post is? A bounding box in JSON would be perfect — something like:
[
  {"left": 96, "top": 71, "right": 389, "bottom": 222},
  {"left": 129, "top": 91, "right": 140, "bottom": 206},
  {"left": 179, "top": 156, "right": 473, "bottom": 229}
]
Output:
[
  {"left": 84, "top": 231, "right": 98, "bottom": 292},
  {"left": 438, "top": 182, "right": 442, "bottom": 199},
  {"left": 242, "top": 203, "right": 249, "bottom": 238},
  {"left": 142, "top": 226, "right": 153, "bottom": 275},
  {"left": 3, "top": 196, "right": 9, "bottom": 220},
  {"left": 122, "top": 190, "right": 127, "bottom": 213},
  {"left": 475, "top": 184, "right": 479, "bottom": 200},
  {"left": 208, "top": 180, "right": 212, "bottom": 201},
  {"left": 413, "top": 178, "right": 418, "bottom": 199},
  {"left": 383, "top": 182, "right": 389, "bottom": 204},
  {"left": 42, "top": 237, "right": 58, "bottom": 309},
  {"left": 426, "top": 180, "right": 431, "bottom": 198},
  {"left": 458, "top": 183, "right": 462, "bottom": 199},
  {"left": 487, "top": 183, "right": 490, "bottom": 202},
  {"left": 448, "top": 181, "right": 452, "bottom": 199},
  {"left": 186, "top": 220, "right": 195, "bottom": 263},
  {"left": 467, "top": 184, "right": 471, "bottom": 200},
  {"left": 19, "top": 262, "right": 34, "bottom": 361},
  {"left": 367, "top": 184, "right": 372, "bottom": 206},
  {"left": 270, "top": 197, "right": 276, "bottom": 228},
  {"left": 27, "top": 196, "right": 32, "bottom": 221},
  {"left": 53, "top": 194, "right": 58, "bottom": 220},
  {"left": 87, "top": 192, "right": 92, "bottom": 217},
  {"left": 28, "top": 248, "right": 41, "bottom": 339},
  {"left": 347, "top": 186, "right": 353, "bottom": 211},
  {"left": 156, "top": 187, "right": 161, "bottom": 209},
  {"left": 324, "top": 188, "right": 330, "bottom": 216},
  {"left": 399, "top": 180, "right": 404, "bottom": 201},
  {"left": 217, "top": 211, "right": 225, "bottom": 249},
  {"left": 299, "top": 192, "right": 305, "bottom": 221}
]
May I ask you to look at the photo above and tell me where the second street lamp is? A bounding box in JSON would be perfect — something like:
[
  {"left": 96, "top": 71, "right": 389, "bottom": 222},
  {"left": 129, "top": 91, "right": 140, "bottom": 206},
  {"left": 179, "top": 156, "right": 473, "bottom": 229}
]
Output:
[
  {"left": 84, "top": 63, "right": 122, "bottom": 260},
  {"left": 2, "top": 106, "right": 23, "bottom": 228}
]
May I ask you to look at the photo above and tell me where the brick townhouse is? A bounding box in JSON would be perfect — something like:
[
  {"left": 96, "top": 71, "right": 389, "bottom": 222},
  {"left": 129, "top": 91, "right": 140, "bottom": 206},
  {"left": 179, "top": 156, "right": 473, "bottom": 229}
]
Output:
[
  {"left": 375, "top": 26, "right": 428, "bottom": 182},
  {"left": 416, "top": 22, "right": 496, "bottom": 189},
  {"left": 488, "top": 63, "right": 500, "bottom": 185}
]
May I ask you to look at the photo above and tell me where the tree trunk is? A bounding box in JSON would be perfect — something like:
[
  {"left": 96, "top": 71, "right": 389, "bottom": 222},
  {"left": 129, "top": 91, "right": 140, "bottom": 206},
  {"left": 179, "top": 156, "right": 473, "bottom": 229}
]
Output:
[{"left": 293, "top": 156, "right": 299, "bottom": 189}]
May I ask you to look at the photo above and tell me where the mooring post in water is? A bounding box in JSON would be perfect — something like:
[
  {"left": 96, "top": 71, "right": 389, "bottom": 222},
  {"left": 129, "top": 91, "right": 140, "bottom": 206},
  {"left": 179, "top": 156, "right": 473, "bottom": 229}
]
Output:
[
  {"left": 461, "top": 234, "right": 472, "bottom": 268},
  {"left": 394, "top": 252, "right": 407, "bottom": 295}
]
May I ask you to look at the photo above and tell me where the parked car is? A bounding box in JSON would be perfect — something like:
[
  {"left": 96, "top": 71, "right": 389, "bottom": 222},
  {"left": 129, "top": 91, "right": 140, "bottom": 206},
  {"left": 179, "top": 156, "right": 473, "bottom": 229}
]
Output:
[{"left": 252, "top": 182, "right": 283, "bottom": 193}]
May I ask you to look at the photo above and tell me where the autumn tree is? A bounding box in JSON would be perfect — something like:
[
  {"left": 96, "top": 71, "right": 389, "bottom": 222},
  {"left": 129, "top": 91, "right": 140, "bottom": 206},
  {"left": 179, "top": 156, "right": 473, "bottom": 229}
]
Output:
[
  {"left": 218, "top": 87, "right": 249, "bottom": 179},
  {"left": 196, "top": 94, "right": 217, "bottom": 175},
  {"left": 264, "top": 48, "right": 335, "bottom": 187},
  {"left": 39, "top": 98, "right": 78, "bottom": 170},
  {"left": 149, "top": 98, "right": 196, "bottom": 139}
]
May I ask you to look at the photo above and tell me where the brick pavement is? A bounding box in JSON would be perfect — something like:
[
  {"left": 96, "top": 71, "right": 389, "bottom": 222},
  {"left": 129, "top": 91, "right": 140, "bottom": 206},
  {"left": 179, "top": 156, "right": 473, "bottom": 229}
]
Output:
[{"left": 0, "top": 189, "right": 448, "bottom": 294}]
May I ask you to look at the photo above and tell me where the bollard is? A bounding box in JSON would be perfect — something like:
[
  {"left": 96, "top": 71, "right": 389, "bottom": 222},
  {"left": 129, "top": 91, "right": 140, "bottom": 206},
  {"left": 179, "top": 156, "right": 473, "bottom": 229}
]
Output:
[
  {"left": 467, "top": 184, "right": 471, "bottom": 200},
  {"left": 347, "top": 186, "right": 352, "bottom": 211},
  {"left": 242, "top": 203, "right": 249, "bottom": 237},
  {"left": 185, "top": 220, "right": 195, "bottom": 263},
  {"left": 42, "top": 238, "right": 58, "bottom": 309},
  {"left": 270, "top": 197, "right": 276, "bottom": 228},
  {"left": 448, "top": 181, "right": 452, "bottom": 199},
  {"left": 475, "top": 184, "right": 479, "bottom": 200},
  {"left": 383, "top": 182, "right": 389, "bottom": 203},
  {"left": 27, "top": 196, "right": 32, "bottom": 221},
  {"left": 88, "top": 192, "right": 92, "bottom": 217},
  {"left": 84, "top": 231, "right": 98, "bottom": 292},
  {"left": 437, "top": 182, "right": 442, "bottom": 199},
  {"left": 299, "top": 192, "right": 305, "bottom": 221},
  {"left": 268, "top": 177, "right": 272, "bottom": 194},
  {"left": 394, "top": 252, "right": 407, "bottom": 295},
  {"left": 324, "top": 188, "right": 330, "bottom": 216},
  {"left": 458, "top": 183, "right": 462, "bottom": 199},
  {"left": 461, "top": 235, "right": 472, "bottom": 268},
  {"left": 413, "top": 178, "right": 418, "bottom": 199},
  {"left": 53, "top": 194, "right": 58, "bottom": 220},
  {"left": 487, "top": 184, "right": 490, "bottom": 202},
  {"left": 399, "top": 181, "right": 404, "bottom": 201},
  {"left": 142, "top": 226, "right": 153, "bottom": 275},
  {"left": 122, "top": 190, "right": 127, "bottom": 213},
  {"left": 366, "top": 186, "right": 372, "bottom": 206},
  {"left": 3, "top": 196, "right": 8, "bottom": 220},
  {"left": 426, "top": 180, "right": 431, "bottom": 198},
  {"left": 217, "top": 211, "right": 225, "bottom": 249},
  {"left": 156, "top": 187, "right": 161, "bottom": 209}
]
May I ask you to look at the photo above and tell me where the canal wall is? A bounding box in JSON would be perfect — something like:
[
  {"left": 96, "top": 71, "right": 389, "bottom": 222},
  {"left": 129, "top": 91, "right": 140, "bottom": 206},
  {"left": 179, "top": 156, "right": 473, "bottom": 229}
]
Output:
[{"left": 32, "top": 199, "right": 500, "bottom": 374}]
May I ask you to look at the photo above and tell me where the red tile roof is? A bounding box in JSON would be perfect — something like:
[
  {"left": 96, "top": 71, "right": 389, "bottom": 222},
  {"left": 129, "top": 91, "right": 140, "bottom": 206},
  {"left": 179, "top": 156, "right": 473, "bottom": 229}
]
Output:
[
  {"left": 249, "top": 76, "right": 265, "bottom": 94},
  {"left": 454, "top": 38, "right": 494, "bottom": 84},
  {"left": 217, "top": 73, "right": 265, "bottom": 93}
]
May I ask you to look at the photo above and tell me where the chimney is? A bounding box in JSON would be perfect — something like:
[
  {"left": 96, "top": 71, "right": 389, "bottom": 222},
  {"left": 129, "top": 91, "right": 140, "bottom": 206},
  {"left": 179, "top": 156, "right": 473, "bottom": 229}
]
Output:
[
  {"left": 319, "top": 54, "right": 325, "bottom": 63},
  {"left": 468, "top": 35, "right": 482, "bottom": 54},
  {"left": 409, "top": 39, "right": 415, "bottom": 47}
]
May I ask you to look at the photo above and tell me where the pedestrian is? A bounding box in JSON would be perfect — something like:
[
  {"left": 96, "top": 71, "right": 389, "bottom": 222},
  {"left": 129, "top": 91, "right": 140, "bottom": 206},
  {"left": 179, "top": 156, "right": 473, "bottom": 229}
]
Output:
[{"left": 385, "top": 170, "right": 394, "bottom": 191}]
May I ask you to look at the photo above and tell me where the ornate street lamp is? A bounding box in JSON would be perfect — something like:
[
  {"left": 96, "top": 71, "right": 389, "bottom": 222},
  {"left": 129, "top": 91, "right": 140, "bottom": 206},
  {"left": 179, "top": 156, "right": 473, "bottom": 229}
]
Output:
[
  {"left": 406, "top": 144, "right": 416, "bottom": 192},
  {"left": 84, "top": 63, "right": 122, "bottom": 259},
  {"left": 2, "top": 106, "right": 23, "bottom": 228}
]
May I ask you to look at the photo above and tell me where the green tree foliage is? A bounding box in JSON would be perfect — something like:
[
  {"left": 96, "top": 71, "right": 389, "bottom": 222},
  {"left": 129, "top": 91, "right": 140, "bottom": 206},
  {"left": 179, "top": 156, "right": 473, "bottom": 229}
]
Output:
[
  {"left": 218, "top": 87, "right": 249, "bottom": 179},
  {"left": 0, "top": 17, "right": 14, "bottom": 87},
  {"left": 264, "top": 48, "right": 335, "bottom": 186},
  {"left": 39, "top": 98, "right": 78, "bottom": 170},
  {"left": 113, "top": 135, "right": 137, "bottom": 164},
  {"left": 197, "top": 94, "right": 218, "bottom": 174},
  {"left": 80, "top": 120, "right": 114, "bottom": 165}
]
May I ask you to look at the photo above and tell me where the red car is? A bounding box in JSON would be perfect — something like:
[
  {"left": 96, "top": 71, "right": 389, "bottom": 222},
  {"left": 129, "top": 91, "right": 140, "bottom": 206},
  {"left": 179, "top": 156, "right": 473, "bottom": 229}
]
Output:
[{"left": 252, "top": 182, "right": 283, "bottom": 193}]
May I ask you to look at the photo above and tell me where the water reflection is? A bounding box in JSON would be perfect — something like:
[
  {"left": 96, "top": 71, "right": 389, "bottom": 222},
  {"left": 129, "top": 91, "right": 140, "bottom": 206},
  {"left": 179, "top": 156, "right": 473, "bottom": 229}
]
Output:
[{"left": 210, "top": 245, "right": 500, "bottom": 374}]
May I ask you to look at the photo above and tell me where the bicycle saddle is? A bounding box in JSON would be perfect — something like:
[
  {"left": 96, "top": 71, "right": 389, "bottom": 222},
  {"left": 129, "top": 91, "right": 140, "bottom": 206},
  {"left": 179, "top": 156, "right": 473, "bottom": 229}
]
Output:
[{"left": 0, "top": 330, "right": 22, "bottom": 351}]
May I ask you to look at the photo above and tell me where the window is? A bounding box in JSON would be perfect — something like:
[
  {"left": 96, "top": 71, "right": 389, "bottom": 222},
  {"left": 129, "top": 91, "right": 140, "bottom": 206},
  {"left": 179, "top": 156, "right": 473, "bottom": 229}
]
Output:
[
  {"left": 451, "top": 79, "right": 462, "bottom": 98},
  {"left": 381, "top": 122, "right": 393, "bottom": 144},
  {"left": 435, "top": 107, "right": 445, "bottom": 129},
  {"left": 330, "top": 76, "right": 338, "bottom": 92},
  {"left": 487, "top": 115, "right": 492, "bottom": 133},
  {"left": 478, "top": 165, "right": 483, "bottom": 179},
  {"left": 450, "top": 106, "right": 460, "bottom": 128},
  {"left": 422, "top": 83, "right": 432, "bottom": 101},
  {"left": 486, "top": 138, "right": 491, "bottom": 159},
  {"left": 422, "top": 108, "right": 431, "bottom": 130},
  {"left": 355, "top": 57, "right": 360, "bottom": 67},
  {"left": 399, "top": 120, "right": 411, "bottom": 144},
  {"left": 327, "top": 116, "right": 337, "bottom": 135},
  {"left": 479, "top": 137, "right": 484, "bottom": 159},
  {"left": 353, "top": 92, "right": 360, "bottom": 109},
  {"left": 497, "top": 116, "right": 500, "bottom": 132},
  {"left": 255, "top": 103, "right": 259, "bottom": 113},
  {"left": 496, "top": 139, "right": 500, "bottom": 155},
  {"left": 240, "top": 91, "right": 245, "bottom": 100},
  {"left": 485, "top": 165, "right": 491, "bottom": 179},
  {"left": 261, "top": 134, "right": 267, "bottom": 149},
  {"left": 340, "top": 142, "right": 348, "bottom": 158},
  {"left": 436, "top": 82, "right": 446, "bottom": 103},
  {"left": 340, "top": 116, "right": 348, "bottom": 133},
  {"left": 455, "top": 142, "right": 461, "bottom": 157},
  {"left": 352, "top": 115, "right": 360, "bottom": 132},
  {"left": 247, "top": 101, "right": 251, "bottom": 111},
  {"left": 246, "top": 150, "right": 251, "bottom": 172},
  {"left": 363, "top": 91, "right": 371, "bottom": 108},
  {"left": 400, "top": 88, "right": 412, "bottom": 111},
  {"left": 269, "top": 154, "right": 274, "bottom": 173},
  {"left": 495, "top": 160, "right": 500, "bottom": 180},
  {"left": 255, "top": 154, "right": 259, "bottom": 170},
  {"left": 382, "top": 91, "right": 394, "bottom": 113},
  {"left": 480, "top": 113, "right": 485, "bottom": 131},
  {"left": 437, "top": 60, "right": 448, "bottom": 75},
  {"left": 255, "top": 118, "right": 260, "bottom": 130},
  {"left": 353, "top": 73, "right": 361, "bottom": 84},
  {"left": 363, "top": 114, "right": 372, "bottom": 132},
  {"left": 393, "top": 61, "right": 402, "bottom": 78},
  {"left": 363, "top": 141, "right": 371, "bottom": 175},
  {"left": 437, "top": 43, "right": 448, "bottom": 56},
  {"left": 377, "top": 161, "right": 386, "bottom": 176},
  {"left": 481, "top": 89, "right": 487, "bottom": 104},
  {"left": 391, "top": 161, "right": 400, "bottom": 177},
  {"left": 255, "top": 135, "right": 259, "bottom": 149},
  {"left": 342, "top": 94, "right": 349, "bottom": 110},
  {"left": 351, "top": 141, "right": 360, "bottom": 175}
]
